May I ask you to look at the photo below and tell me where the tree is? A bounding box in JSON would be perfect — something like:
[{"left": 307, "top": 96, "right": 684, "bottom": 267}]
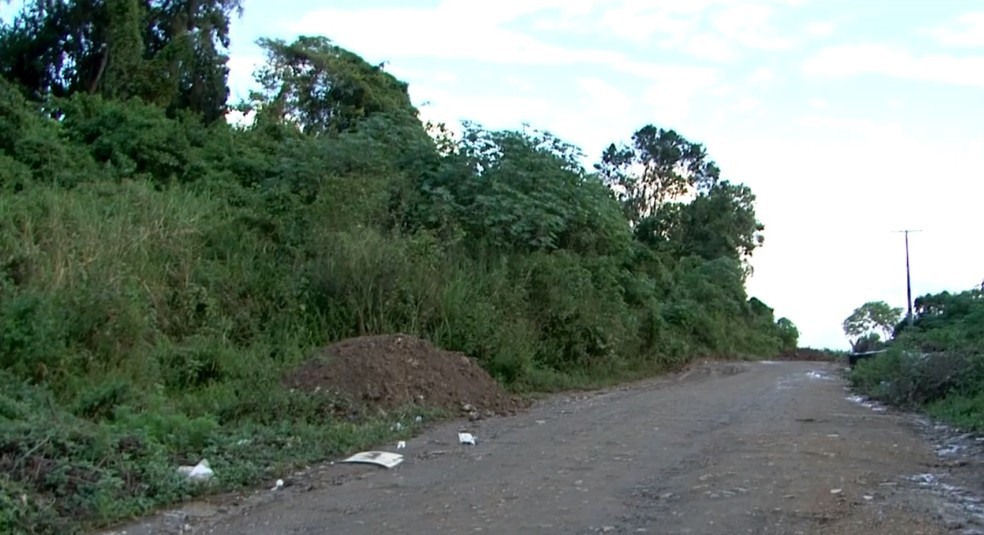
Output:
[
  {"left": 843, "top": 301, "right": 903, "bottom": 348},
  {"left": 0, "top": 0, "right": 240, "bottom": 121},
  {"left": 633, "top": 180, "right": 764, "bottom": 267},
  {"left": 775, "top": 317, "right": 799, "bottom": 352},
  {"left": 248, "top": 36, "right": 420, "bottom": 136},
  {"left": 596, "top": 124, "right": 719, "bottom": 225},
  {"left": 143, "top": 0, "right": 242, "bottom": 121},
  {"left": 412, "top": 124, "right": 632, "bottom": 257}
]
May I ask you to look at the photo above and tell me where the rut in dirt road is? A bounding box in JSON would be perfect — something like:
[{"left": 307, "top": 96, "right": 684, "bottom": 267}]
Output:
[{"left": 112, "top": 361, "right": 964, "bottom": 535}]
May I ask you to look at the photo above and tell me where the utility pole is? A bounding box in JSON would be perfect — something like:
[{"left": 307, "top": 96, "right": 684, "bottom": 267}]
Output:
[{"left": 894, "top": 229, "right": 921, "bottom": 326}]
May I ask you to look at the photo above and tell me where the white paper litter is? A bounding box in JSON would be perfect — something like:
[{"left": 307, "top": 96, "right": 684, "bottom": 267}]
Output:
[
  {"left": 396, "top": 440, "right": 406, "bottom": 449},
  {"left": 177, "top": 459, "right": 213, "bottom": 482},
  {"left": 340, "top": 451, "right": 404, "bottom": 469},
  {"left": 458, "top": 432, "right": 477, "bottom": 445}
]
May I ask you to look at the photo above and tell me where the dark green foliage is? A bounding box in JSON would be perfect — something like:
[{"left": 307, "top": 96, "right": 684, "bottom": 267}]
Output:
[
  {"left": 776, "top": 318, "right": 799, "bottom": 352},
  {"left": 850, "top": 287, "right": 984, "bottom": 428},
  {"left": 249, "top": 36, "right": 422, "bottom": 136},
  {"left": 843, "top": 300, "right": 903, "bottom": 350},
  {"left": 0, "top": 25, "right": 791, "bottom": 532},
  {"left": 597, "top": 124, "right": 719, "bottom": 225},
  {"left": 0, "top": 0, "right": 240, "bottom": 121},
  {"left": 412, "top": 125, "right": 632, "bottom": 256}
]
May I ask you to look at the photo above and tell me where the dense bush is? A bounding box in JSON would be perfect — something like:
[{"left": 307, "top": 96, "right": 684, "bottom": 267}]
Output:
[{"left": 850, "top": 287, "right": 984, "bottom": 427}]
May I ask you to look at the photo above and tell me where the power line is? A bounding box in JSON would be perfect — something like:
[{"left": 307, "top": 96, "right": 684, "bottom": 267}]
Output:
[{"left": 893, "top": 229, "right": 922, "bottom": 325}]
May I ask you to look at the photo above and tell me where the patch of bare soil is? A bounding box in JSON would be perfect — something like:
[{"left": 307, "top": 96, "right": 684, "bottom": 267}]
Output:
[{"left": 282, "top": 334, "right": 525, "bottom": 416}]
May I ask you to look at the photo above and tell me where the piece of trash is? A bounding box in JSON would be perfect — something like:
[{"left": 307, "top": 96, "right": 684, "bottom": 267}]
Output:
[
  {"left": 535, "top": 420, "right": 546, "bottom": 425},
  {"left": 396, "top": 440, "right": 406, "bottom": 449},
  {"left": 830, "top": 488, "right": 843, "bottom": 495},
  {"left": 415, "top": 416, "right": 423, "bottom": 423},
  {"left": 863, "top": 495, "right": 874, "bottom": 501},
  {"left": 340, "top": 451, "right": 404, "bottom": 469},
  {"left": 271, "top": 479, "right": 284, "bottom": 491},
  {"left": 177, "top": 459, "right": 213, "bottom": 482},
  {"left": 391, "top": 422, "right": 403, "bottom": 431},
  {"left": 458, "top": 432, "right": 477, "bottom": 445}
]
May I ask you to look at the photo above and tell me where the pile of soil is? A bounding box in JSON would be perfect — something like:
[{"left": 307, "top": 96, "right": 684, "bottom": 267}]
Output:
[{"left": 283, "top": 334, "right": 525, "bottom": 415}]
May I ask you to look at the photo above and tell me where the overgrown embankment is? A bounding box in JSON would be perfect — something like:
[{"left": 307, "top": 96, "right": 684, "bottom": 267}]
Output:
[
  {"left": 849, "top": 287, "right": 984, "bottom": 428},
  {"left": 1, "top": 9, "right": 795, "bottom": 533}
]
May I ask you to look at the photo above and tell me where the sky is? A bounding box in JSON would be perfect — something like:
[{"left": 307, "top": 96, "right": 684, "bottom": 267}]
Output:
[
  {"left": 8, "top": 1, "right": 980, "bottom": 349},
  {"left": 222, "top": 0, "right": 984, "bottom": 350}
]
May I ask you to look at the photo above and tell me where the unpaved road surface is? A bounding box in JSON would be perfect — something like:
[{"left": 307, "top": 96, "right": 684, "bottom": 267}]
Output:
[{"left": 107, "top": 361, "right": 984, "bottom": 535}]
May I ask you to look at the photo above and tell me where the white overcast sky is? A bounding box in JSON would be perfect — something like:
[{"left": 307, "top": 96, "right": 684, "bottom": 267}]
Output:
[
  {"left": 222, "top": 0, "right": 984, "bottom": 350},
  {"left": 9, "top": 1, "right": 978, "bottom": 350}
]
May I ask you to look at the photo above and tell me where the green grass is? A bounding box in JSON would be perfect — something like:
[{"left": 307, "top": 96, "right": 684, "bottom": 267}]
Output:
[
  {"left": 926, "top": 393, "right": 984, "bottom": 432},
  {"left": 0, "top": 368, "right": 445, "bottom": 534}
]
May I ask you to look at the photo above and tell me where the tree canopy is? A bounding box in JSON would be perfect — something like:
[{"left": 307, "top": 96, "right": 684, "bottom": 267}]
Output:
[
  {"left": 0, "top": 0, "right": 241, "bottom": 121},
  {"left": 247, "top": 35, "right": 421, "bottom": 135},
  {"left": 597, "top": 125, "right": 720, "bottom": 225},
  {"left": 843, "top": 301, "right": 903, "bottom": 349}
]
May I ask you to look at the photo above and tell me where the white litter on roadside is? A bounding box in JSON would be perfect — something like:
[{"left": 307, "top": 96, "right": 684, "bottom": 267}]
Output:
[
  {"left": 396, "top": 440, "right": 406, "bottom": 449},
  {"left": 937, "top": 444, "right": 965, "bottom": 456},
  {"left": 806, "top": 370, "right": 830, "bottom": 380},
  {"left": 340, "top": 451, "right": 404, "bottom": 469},
  {"left": 909, "top": 473, "right": 939, "bottom": 486},
  {"left": 458, "top": 432, "right": 477, "bottom": 445},
  {"left": 271, "top": 479, "right": 284, "bottom": 491},
  {"left": 177, "top": 459, "right": 214, "bottom": 482},
  {"left": 846, "top": 394, "right": 888, "bottom": 413}
]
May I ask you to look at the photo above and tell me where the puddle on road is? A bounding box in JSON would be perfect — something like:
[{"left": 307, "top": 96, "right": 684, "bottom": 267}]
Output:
[
  {"left": 906, "top": 472, "right": 984, "bottom": 532},
  {"left": 805, "top": 370, "right": 833, "bottom": 380},
  {"left": 904, "top": 421, "right": 984, "bottom": 533},
  {"left": 773, "top": 368, "right": 843, "bottom": 391}
]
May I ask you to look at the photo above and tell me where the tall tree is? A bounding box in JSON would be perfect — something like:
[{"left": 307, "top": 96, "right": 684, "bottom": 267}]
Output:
[
  {"left": 248, "top": 36, "right": 420, "bottom": 136},
  {"left": 680, "top": 181, "right": 763, "bottom": 261},
  {"left": 597, "top": 125, "right": 719, "bottom": 225},
  {"left": 411, "top": 124, "right": 632, "bottom": 256},
  {"left": 0, "top": 0, "right": 109, "bottom": 98},
  {"left": 843, "top": 301, "right": 903, "bottom": 347},
  {"left": 143, "top": 0, "right": 241, "bottom": 121},
  {"left": 0, "top": 0, "right": 239, "bottom": 121},
  {"left": 103, "top": 0, "right": 145, "bottom": 99}
]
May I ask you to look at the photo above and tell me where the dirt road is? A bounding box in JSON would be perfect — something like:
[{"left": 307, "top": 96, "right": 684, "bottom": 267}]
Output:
[{"left": 109, "top": 361, "right": 984, "bottom": 535}]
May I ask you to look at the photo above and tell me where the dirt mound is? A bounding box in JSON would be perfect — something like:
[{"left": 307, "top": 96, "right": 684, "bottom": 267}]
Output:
[{"left": 283, "top": 334, "right": 524, "bottom": 416}]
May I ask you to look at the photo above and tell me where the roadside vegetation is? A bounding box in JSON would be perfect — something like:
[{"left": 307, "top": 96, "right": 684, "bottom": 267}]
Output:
[
  {"left": 847, "top": 288, "right": 984, "bottom": 429},
  {"left": 0, "top": 2, "right": 796, "bottom": 533}
]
